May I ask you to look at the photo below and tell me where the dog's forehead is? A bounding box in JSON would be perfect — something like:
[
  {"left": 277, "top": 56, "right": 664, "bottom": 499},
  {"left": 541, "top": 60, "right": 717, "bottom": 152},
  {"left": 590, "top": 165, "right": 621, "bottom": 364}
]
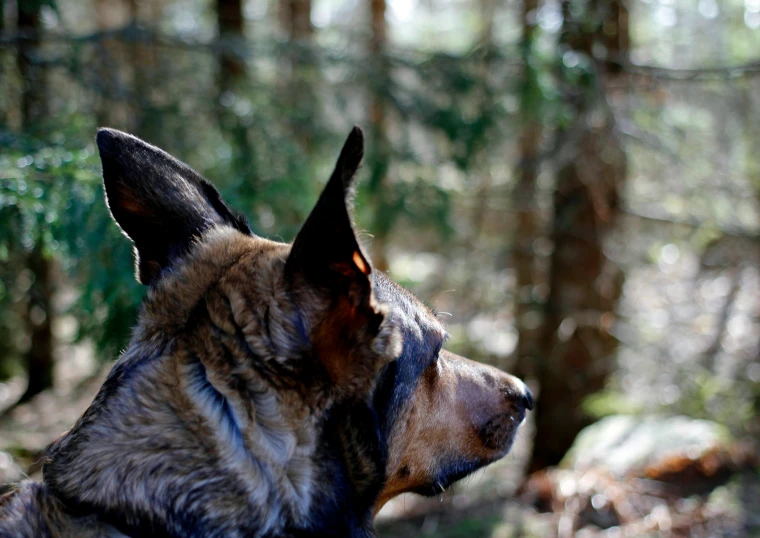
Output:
[{"left": 371, "top": 272, "right": 446, "bottom": 346}]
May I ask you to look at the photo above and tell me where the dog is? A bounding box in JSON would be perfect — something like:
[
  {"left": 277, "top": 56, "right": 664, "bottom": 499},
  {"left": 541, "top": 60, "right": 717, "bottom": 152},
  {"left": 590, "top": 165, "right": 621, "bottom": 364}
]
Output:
[{"left": 0, "top": 127, "right": 533, "bottom": 537}]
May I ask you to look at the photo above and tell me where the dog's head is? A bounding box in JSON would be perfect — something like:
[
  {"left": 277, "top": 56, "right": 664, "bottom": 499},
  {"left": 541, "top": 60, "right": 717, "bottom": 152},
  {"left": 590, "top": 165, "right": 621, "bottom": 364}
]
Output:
[{"left": 70, "top": 127, "right": 531, "bottom": 531}]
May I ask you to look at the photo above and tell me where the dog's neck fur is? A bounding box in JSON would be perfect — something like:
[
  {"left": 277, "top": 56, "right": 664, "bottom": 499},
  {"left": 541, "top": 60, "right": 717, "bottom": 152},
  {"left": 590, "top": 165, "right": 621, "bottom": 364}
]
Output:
[{"left": 42, "top": 229, "right": 383, "bottom": 538}]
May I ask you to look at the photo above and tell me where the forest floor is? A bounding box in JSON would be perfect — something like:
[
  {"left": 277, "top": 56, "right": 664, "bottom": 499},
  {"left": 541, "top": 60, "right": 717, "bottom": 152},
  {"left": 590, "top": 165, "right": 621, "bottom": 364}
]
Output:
[
  {"left": 375, "top": 415, "right": 760, "bottom": 537},
  {"left": 375, "top": 466, "right": 760, "bottom": 538},
  {"left": 1, "top": 336, "right": 758, "bottom": 538}
]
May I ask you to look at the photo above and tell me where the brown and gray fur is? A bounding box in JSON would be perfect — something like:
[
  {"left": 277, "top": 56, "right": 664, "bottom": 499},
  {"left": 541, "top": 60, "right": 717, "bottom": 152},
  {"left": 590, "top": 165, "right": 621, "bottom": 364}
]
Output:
[{"left": 0, "top": 127, "right": 533, "bottom": 538}]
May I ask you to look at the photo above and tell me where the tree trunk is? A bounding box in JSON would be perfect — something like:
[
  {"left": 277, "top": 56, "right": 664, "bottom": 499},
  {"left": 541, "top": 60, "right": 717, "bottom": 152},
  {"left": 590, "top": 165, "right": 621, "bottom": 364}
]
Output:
[
  {"left": 281, "top": 0, "right": 312, "bottom": 40},
  {"left": 128, "top": 0, "right": 166, "bottom": 143},
  {"left": 468, "top": 0, "right": 495, "bottom": 243},
  {"left": 93, "top": 0, "right": 132, "bottom": 128},
  {"left": 19, "top": 243, "right": 54, "bottom": 403},
  {"left": 17, "top": 0, "right": 46, "bottom": 128},
  {"left": 740, "top": 79, "right": 760, "bottom": 439},
  {"left": 528, "top": 0, "right": 628, "bottom": 472},
  {"left": 0, "top": 0, "right": 6, "bottom": 126},
  {"left": 279, "top": 0, "right": 314, "bottom": 149},
  {"left": 217, "top": 0, "right": 245, "bottom": 92},
  {"left": 367, "top": 0, "right": 390, "bottom": 271},
  {"left": 16, "top": 0, "right": 54, "bottom": 401},
  {"left": 215, "top": 0, "right": 258, "bottom": 203},
  {"left": 513, "top": 0, "right": 543, "bottom": 380}
]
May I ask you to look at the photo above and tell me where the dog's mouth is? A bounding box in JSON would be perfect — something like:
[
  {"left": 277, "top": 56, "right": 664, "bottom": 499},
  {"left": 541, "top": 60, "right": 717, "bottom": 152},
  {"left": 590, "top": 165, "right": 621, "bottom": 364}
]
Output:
[
  {"left": 410, "top": 411, "right": 525, "bottom": 498},
  {"left": 478, "top": 410, "right": 525, "bottom": 454},
  {"left": 410, "top": 459, "right": 486, "bottom": 497}
]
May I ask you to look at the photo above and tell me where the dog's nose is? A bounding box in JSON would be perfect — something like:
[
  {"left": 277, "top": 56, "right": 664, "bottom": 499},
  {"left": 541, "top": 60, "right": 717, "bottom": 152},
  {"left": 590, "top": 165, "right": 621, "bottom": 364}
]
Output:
[
  {"left": 502, "top": 377, "right": 534, "bottom": 411},
  {"left": 522, "top": 388, "right": 534, "bottom": 411}
]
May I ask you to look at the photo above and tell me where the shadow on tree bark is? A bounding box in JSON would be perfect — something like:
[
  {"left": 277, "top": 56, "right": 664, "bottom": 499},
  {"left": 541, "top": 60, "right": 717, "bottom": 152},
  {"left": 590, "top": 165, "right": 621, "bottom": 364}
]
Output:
[{"left": 15, "top": 0, "right": 55, "bottom": 403}]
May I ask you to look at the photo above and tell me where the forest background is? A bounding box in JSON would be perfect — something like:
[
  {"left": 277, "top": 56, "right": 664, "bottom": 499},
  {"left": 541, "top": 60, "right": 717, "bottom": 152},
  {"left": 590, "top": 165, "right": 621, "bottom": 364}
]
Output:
[{"left": 0, "top": 0, "right": 759, "bottom": 536}]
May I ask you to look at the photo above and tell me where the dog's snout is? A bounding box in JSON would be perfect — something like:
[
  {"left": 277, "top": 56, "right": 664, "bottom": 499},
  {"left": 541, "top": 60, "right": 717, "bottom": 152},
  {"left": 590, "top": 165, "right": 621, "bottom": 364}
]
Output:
[{"left": 522, "top": 388, "right": 534, "bottom": 411}]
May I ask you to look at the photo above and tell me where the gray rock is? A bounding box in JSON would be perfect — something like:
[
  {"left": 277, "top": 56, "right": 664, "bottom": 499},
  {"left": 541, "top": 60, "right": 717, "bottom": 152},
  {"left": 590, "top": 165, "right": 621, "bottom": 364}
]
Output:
[
  {"left": 0, "top": 451, "right": 25, "bottom": 486},
  {"left": 563, "top": 415, "right": 732, "bottom": 477}
]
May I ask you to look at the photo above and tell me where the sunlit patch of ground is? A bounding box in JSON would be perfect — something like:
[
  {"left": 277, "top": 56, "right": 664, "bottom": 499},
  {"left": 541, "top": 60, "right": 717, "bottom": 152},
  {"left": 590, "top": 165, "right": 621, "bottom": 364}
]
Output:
[{"left": 377, "top": 469, "right": 760, "bottom": 538}]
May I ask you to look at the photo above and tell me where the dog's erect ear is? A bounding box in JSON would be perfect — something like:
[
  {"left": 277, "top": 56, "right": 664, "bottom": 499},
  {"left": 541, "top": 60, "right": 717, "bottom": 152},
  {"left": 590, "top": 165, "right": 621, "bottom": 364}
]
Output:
[
  {"left": 286, "top": 127, "right": 401, "bottom": 391},
  {"left": 285, "top": 126, "right": 371, "bottom": 290},
  {"left": 97, "top": 128, "right": 251, "bottom": 285}
]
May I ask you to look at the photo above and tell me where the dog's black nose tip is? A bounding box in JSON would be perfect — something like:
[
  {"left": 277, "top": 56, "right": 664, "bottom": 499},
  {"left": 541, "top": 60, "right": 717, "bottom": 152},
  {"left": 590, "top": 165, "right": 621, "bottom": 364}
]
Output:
[{"left": 522, "top": 388, "right": 534, "bottom": 411}]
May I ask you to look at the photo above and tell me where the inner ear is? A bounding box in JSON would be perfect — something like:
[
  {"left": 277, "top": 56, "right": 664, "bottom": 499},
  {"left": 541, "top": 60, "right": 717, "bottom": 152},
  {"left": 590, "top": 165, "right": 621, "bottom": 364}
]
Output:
[{"left": 97, "top": 128, "right": 251, "bottom": 285}]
